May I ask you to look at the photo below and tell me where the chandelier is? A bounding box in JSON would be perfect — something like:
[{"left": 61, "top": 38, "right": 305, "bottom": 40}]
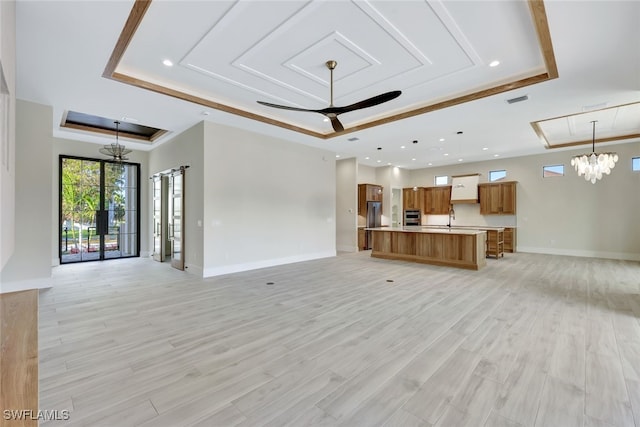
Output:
[
  {"left": 570, "top": 120, "right": 618, "bottom": 184},
  {"left": 99, "top": 120, "right": 131, "bottom": 162}
]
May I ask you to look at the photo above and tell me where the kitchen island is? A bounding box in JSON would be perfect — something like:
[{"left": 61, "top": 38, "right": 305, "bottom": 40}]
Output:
[{"left": 367, "top": 227, "right": 487, "bottom": 270}]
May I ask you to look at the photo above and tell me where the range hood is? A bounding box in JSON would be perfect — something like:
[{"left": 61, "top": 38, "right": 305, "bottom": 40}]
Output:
[{"left": 450, "top": 174, "right": 479, "bottom": 204}]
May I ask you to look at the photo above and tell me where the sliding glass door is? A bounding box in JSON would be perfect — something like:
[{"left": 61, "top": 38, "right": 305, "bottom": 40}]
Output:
[{"left": 60, "top": 156, "right": 140, "bottom": 264}]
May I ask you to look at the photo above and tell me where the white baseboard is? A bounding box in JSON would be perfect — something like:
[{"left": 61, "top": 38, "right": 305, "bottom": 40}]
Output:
[
  {"left": 185, "top": 263, "right": 204, "bottom": 277},
  {"left": 336, "top": 245, "right": 358, "bottom": 253},
  {"left": 203, "top": 250, "right": 336, "bottom": 278},
  {"left": 1, "top": 277, "right": 52, "bottom": 294},
  {"left": 140, "top": 251, "right": 152, "bottom": 258},
  {"left": 517, "top": 246, "right": 640, "bottom": 261}
]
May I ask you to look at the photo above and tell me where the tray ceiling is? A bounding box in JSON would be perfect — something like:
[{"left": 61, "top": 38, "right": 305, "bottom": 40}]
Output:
[{"left": 106, "top": 0, "right": 556, "bottom": 138}]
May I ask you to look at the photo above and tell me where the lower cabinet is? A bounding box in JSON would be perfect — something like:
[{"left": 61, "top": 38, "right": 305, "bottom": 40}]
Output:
[
  {"left": 503, "top": 227, "right": 516, "bottom": 252},
  {"left": 358, "top": 228, "right": 366, "bottom": 251},
  {"left": 485, "top": 230, "right": 504, "bottom": 259}
]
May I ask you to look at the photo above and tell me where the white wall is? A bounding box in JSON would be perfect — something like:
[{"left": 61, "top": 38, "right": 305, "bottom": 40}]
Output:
[
  {"left": 1, "top": 100, "right": 52, "bottom": 291},
  {"left": 336, "top": 158, "right": 358, "bottom": 252},
  {"left": 409, "top": 140, "right": 640, "bottom": 260},
  {"left": 202, "top": 121, "right": 336, "bottom": 277},
  {"left": 0, "top": 0, "right": 16, "bottom": 276},
  {"left": 148, "top": 122, "right": 204, "bottom": 275}
]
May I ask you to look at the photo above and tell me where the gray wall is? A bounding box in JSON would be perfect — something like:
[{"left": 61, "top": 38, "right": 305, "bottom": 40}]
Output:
[
  {"left": 410, "top": 141, "right": 640, "bottom": 259},
  {"left": 148, "top": 122, "right": 204, "bottom": 275},
  {"left": 202, "top": 121, "right": 336, "bottom": 276},
  {"left": 1, "top": 100, "right": 52, "bottom": 289},
  {"left": 0, "top": 0, "right": 16, "bottom": 276},
  {"left": 336, "top": 158, "right": 358, "bottom": 252}
]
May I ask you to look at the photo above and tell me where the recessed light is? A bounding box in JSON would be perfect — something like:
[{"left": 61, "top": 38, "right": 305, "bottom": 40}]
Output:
[
  {"left": 377, "top": 147, "right": 382, "bottom": 150},
  {"left": 489, "top": 60, "right": 500, "bottom": 67},
  {"left": 365, "top": 156, "right": 370, "bottom": 160},
  {"left": 377, "top": 160, "right": 382, "bottom": 163},
  {"left": 439, "top": 138, "right": 445, "bottom": 142},
  {"left": 412, "top": 158, "right": 416, "bottom": 161},
  {"left": 482, "top": 147, "right": 488, "bottom": 151},
  {"left": 162, "top": 59, "right": 174, "bottom": 67},
  {"left": 428, "top": 162, "right": 433, "bottom": 166},
  {"left": 494, "top": 154, "right": 500, "bottom": 157},
  {"left": 401, "top": 145, "right": 406, "bottom": 149},
  {"left": 443, "top": 153, "right": 449, "bottom": 156},
  {"left": 323, "top": 118, "right": 329, "bottom": 122},
  {"left": 458, "top": 158, "right": 463, "bottom": 162},
  {"left": 413, "top": 140, "right": 418, "bottom": 144},
  {"left": 456, "top": 131, "right": 463, "bottom": 135},
  {"left": 335, "top": 154, "right": 340, "bottom": 158}
]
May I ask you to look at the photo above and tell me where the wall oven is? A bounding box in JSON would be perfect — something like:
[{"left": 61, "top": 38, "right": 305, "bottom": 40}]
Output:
[{"left": 404, "top": 209, "right": 421, "bottom": 226}]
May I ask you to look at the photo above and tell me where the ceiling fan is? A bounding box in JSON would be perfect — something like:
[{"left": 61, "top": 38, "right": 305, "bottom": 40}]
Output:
[{"left": 257, "top": 60, "right": 401, "bottom": 133}]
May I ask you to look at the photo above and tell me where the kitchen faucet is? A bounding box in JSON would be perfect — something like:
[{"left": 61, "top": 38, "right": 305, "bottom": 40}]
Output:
[{"left": 447, "top": 205, "right": 455, "bottom": 228}]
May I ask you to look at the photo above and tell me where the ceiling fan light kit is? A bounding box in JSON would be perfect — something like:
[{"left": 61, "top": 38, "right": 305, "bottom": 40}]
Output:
[{"left": 257, "top": 60, "right": 401, "bottom": 133}]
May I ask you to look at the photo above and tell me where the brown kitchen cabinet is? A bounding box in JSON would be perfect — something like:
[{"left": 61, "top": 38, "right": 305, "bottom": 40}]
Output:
[
  {"left": 503, "top": 227, "right": 516, "bottom": 252},
  {"left": 402, "top": 187, "right": 424, "bottom": 212},
  {"left": 479, "top": 181, "right": 516, "bottom": 215},
  {"left": 358, "top": 228, "right": 366, "bottom": 251},
  {"left": 486, "top": 229, "right": 505, "bottom": 258},
  {"left": 358, "top": 184, "right": 383, "bottom": 215},
  {"left": 424, "top": 186, "right": 452, "bottom": 215}
]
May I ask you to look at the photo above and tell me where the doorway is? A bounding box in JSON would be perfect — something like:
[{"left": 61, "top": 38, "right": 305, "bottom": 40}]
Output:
[
  {"left": 59, "top": 156, "right": 140, "bottom": 263},
  {"left": 151, "top": 166, "right": 186, "bottom": 271}
]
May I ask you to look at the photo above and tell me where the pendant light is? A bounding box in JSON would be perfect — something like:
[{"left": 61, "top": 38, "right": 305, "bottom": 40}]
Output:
[
  {"left": 99, "top": 120, "right": 132, "bottom": 162},
  {"left": 570, "top": 120, "right": 618, "bottom": 184}
]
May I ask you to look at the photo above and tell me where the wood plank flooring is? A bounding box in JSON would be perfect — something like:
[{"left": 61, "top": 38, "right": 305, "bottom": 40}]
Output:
[
  {"left": 35, "top": 252, "right": 640, "bottom": 426},
  {"left": 1, "top": 290, "right": 38, "bottom": 427}
]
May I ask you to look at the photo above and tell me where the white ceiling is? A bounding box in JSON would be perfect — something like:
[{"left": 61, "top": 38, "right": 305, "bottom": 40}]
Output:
[{"left": 16, "top": 0, "right": 640, "bottom": 170}]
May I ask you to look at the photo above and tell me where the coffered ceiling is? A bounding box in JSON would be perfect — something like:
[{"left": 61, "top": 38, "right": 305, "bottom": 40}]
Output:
[{"left": 15, "top": 0, "right": 640, "bottom": 169}]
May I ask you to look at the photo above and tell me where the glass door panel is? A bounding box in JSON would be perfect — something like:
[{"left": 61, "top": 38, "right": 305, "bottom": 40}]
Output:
[
  {"left": 60, "top": 156, "right": 139, "bottom": 264},
  {"left": 152, "top": 176, "right": 165, "bottom": 262},
  {"left": 169, "top": 169, "right": 184, "bottom": 270}
]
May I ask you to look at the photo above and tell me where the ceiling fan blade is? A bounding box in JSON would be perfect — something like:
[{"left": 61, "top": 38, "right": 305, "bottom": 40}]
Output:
[
  {"left": 336, "top": 90, "right": 402, "bottom": 114},
  {"left": 328, "top": 115, "right": 344, "bottom": 132},
  {"left": 256, "top": 100, "right": 318, "bottom": 113}
]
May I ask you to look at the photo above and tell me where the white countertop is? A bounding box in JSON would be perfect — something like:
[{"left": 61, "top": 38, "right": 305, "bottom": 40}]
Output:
[{"left": 367, "top": 226, "right": 487, "bottom": 236}]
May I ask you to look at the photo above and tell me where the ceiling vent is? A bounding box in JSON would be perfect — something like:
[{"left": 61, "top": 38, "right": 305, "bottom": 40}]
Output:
[
  {"left": 506, "top": 95, "right": 529, "bottom": 104},
  {"left": 347, "top": 137, "right": 359, "bottom": 142}
]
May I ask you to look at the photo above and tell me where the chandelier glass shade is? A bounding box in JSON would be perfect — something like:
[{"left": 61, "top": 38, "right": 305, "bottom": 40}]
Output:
[
  {"left": 570, "top": 121, "right": 618, "bottom": 184},
  {"left": 99, "top": 120, "right": 132, "bottom": 162}
]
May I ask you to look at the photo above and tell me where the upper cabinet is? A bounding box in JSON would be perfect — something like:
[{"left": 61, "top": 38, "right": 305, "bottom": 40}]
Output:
[
  {"left": 424, "top": 186, "right": 452, "bottom": 215},
  {"left": 358, "top": 184, "right": 383, "bottom": 215},
  {"left": 478, "top": 181, "right": 516, "bottom": 215},
  {"left": 402, "top": 187, "right": 424, "bottom": 211}
]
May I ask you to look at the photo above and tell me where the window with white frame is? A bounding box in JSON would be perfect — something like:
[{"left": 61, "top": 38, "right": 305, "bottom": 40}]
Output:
[
  {"left": 434, "top": 175, "right": 448, "bottom": 186},
  {"left": 488, "top": 169, "right": 507, "bottom": 182},
  {"left": 632, "top": 157, "right": 640, "bottom": 172},
  {"left": 543, "top": 164, "right": 565, "bottom": 177}
]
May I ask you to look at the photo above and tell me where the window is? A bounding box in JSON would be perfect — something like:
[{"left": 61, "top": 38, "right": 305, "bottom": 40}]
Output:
[
  {"left": 434, "top": 175, "right": 448, "bottom": 186},
  {"left": 633, "top": 157, "right": 640, "bottom": 171},
  {"left": 488, "top": 170, "right": 507, "bottom": 182},
  {"left": 543, "top": 164, "right": 565, "bottom": 177}
]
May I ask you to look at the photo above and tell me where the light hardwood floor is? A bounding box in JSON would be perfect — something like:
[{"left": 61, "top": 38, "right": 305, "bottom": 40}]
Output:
[{"left": 37, "top": 252, "right": 640, "bottom": 426}]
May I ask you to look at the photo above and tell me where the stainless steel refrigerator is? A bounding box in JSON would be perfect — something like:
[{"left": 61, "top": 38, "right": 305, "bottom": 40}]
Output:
[{"left": 365, "top": 201, "right": 381, "bottom": 249}]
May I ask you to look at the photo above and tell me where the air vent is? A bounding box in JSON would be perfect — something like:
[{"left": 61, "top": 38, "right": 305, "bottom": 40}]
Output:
[
  {"left": 506, "top": 95, "right": 529, "bottom": 104},
  {"left": 347, "top": 137, "right": 359, "bottom": 142}
]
